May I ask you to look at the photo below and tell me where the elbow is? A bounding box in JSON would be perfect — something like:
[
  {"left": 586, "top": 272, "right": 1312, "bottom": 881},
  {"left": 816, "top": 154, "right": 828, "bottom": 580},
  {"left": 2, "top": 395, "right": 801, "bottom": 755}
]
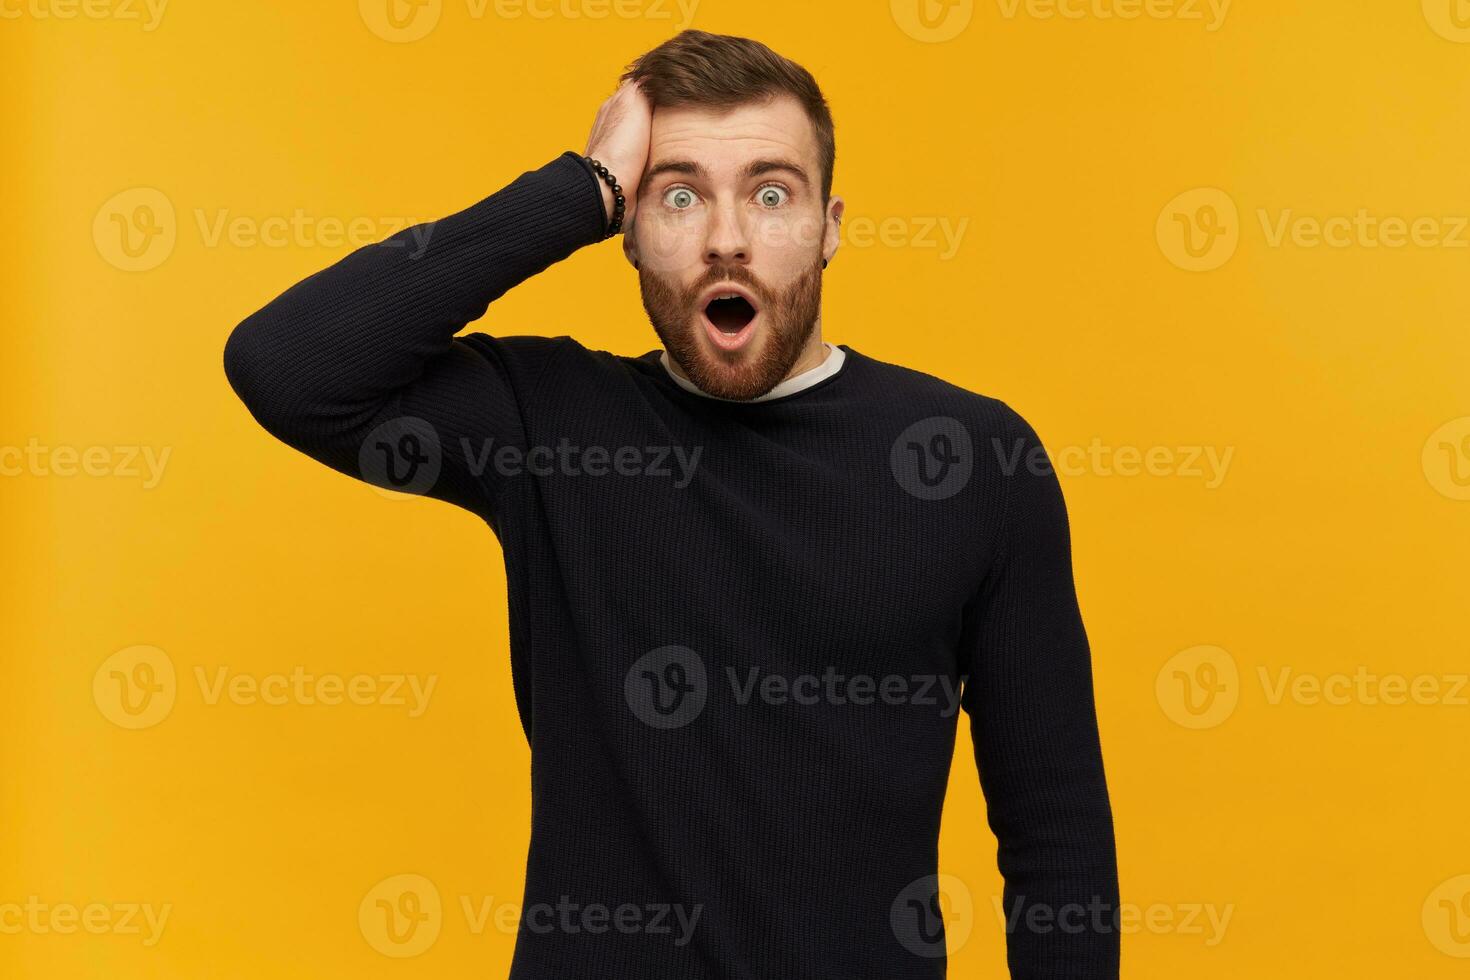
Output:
[
  {"left": 223, "top": 307, "right": 359, "bottom": 459},
  {"left": 223, "top": 312, "right": 267, "bottom": 412},
  {"left": 223, "top": 310, "right": 299, "bottom": 436}
]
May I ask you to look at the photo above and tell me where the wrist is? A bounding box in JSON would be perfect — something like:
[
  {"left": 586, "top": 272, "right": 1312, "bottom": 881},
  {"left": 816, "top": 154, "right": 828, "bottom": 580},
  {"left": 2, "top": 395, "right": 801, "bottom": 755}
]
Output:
[
  {"left": 597, "top": 181, "right": 617, "bottom": 228},
  {"left": 582, "top": 154, "right": 629, "bottom": 238}
]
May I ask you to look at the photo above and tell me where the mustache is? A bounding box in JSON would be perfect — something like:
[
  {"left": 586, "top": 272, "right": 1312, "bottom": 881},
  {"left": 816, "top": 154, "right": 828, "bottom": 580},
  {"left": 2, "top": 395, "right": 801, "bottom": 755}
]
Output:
[
  {"left": 640, "top": 251, "right": 824, "bottom": 310},
  {"left": 687, "top": 265, "right": 763, "bottom": 302}
]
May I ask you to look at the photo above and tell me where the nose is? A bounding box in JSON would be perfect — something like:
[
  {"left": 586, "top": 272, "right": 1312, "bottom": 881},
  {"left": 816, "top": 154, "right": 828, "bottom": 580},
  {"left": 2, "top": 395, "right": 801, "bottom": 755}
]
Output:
[{"left": 703, "top": 197, "right": 750, "bottom": 267}]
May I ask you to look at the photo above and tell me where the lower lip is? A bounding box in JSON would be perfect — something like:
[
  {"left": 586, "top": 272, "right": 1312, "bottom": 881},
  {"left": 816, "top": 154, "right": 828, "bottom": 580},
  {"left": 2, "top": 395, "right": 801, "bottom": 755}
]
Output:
[{"left": 701, "top": 307, "right": 760, "bottom": 353}]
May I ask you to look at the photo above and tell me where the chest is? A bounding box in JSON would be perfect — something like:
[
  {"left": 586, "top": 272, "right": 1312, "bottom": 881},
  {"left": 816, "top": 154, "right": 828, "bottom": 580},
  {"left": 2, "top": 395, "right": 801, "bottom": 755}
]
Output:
[{"left": 520, "top": 408, "right": 991, "bottom": 674}]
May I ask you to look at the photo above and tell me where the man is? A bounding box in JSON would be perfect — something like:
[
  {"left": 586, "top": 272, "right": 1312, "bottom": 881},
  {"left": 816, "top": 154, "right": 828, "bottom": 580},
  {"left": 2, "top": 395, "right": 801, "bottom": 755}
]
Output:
[{"left": 224, "top": 29, "right": 1120, "bottom": 980}]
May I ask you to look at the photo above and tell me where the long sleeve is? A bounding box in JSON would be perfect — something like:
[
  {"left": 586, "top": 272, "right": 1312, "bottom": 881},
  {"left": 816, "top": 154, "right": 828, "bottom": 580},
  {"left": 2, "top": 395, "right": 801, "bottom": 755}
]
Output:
[
  {"left": 222, "top": 150, "right": 607, "bottom": 521},
  {"left": 959, "top": 403, "right": 1121, "bottom": 978}
]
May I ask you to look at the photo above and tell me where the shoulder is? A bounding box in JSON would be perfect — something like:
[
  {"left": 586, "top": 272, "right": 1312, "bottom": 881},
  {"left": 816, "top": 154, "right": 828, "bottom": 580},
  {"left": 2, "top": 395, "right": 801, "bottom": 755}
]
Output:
[
  {"left": 457, "top": 333, "right": 645, "bottom": 383},
  {"left": 457, "top": 332, "right": 571, "bottom": 378},
  {"left": 848, "top": 349, "right": 1068, "bottom": 520},
  {"left": 458, "top": 333, "right": 669, "bottom": 402},
  {"left": 845, "top": 346, "right": 1037, "bottom": 444}
]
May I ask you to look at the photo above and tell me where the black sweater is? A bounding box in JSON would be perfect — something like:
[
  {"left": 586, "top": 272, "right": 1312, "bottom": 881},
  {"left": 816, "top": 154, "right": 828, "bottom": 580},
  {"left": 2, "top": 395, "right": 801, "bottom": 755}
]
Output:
[{"left": 223, "top": 150, "right": 1120, "bottom": 979}]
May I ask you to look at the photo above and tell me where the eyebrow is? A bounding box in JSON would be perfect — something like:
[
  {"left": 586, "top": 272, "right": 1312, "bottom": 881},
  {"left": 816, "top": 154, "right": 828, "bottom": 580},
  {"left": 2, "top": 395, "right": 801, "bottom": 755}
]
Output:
[{"left": 642, "top": 157, "right": 811, "bottom": 190}]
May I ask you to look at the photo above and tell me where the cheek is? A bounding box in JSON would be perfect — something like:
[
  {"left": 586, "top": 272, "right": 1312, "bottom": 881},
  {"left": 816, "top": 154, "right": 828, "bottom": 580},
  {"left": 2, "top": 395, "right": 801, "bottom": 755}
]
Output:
[
  {"left": 752, "top": 211, "right": 826, "bottom": 255},
  {"left": 637, "top": 214, "right": 704, "bottom": 276},
  {"left": 751, "top": 219, "right": 822, "bottom": 289}
]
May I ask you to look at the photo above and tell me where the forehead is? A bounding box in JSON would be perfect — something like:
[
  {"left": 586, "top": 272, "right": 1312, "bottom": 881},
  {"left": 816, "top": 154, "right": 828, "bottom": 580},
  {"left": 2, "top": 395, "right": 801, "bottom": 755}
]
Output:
[{"left": 647, "top": 93, "right": 817, "bottom": 176}]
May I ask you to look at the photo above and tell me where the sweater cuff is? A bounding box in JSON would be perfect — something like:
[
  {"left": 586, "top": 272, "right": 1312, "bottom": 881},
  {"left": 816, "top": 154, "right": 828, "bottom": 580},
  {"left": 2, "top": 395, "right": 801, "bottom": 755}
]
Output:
[{"left": 563, "top": 149, "right": 610, "bottom": 237}]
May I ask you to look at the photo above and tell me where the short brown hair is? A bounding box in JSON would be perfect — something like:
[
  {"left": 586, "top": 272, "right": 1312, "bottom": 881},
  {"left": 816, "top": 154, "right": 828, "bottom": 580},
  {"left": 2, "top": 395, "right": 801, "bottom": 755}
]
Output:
[{"left": 621, "top": 30, "right": 836, "bottom": 204}]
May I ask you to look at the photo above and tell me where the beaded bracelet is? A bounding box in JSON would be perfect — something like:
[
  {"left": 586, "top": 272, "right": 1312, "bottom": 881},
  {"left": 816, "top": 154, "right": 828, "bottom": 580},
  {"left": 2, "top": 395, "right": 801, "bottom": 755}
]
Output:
[{"left": 584, "top": 156, "right": 626, "bottom": 238}]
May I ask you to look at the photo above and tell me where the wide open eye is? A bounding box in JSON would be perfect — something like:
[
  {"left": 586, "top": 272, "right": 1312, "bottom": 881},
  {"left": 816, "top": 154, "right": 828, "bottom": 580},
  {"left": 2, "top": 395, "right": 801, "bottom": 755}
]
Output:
[
  {"left": 663, "top": 186, "right": 698, "bottom": 210},
  {"left": 756, "top": 184, "right": 789, "bottom": 208}
]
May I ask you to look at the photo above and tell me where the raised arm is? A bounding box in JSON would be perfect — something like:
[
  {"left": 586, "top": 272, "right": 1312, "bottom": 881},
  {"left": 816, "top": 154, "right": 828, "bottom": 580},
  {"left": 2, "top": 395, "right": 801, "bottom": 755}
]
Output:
[
  {"left": 223, "top": 82, "right": 651, "bottom": 522},
  {"left": 222, "top": 149, "right": 608, "bottom": 520},
  {"left": 959, "top": 404, "right": 1121, "bottom": 978}
]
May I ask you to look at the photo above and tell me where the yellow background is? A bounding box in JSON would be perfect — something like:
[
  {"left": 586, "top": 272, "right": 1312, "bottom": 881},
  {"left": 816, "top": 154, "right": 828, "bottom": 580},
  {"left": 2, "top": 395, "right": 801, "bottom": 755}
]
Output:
[{"left": 4, "top": 0, "right": 1470, "bottom": 976}]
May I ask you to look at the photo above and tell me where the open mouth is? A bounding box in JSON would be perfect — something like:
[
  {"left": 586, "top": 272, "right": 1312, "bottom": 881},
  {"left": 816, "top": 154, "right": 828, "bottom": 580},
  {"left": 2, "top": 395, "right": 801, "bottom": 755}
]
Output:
[{"left": 701, "top": 290, "right": 760, "bottom": 352}]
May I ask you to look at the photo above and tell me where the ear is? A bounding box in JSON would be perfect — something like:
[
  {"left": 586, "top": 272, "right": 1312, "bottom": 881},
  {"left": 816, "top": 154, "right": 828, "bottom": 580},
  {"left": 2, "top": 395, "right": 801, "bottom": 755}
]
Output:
[{"left": 822, "top": 195, "right": 844, "bottom": 269}]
